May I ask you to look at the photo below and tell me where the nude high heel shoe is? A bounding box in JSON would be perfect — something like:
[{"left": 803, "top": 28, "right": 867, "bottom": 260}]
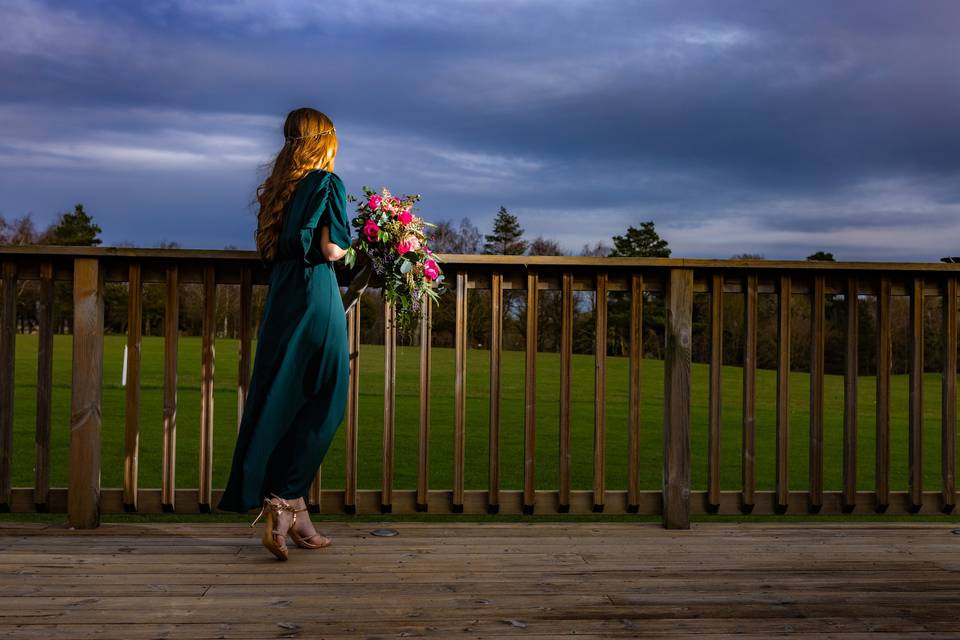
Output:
[
  {"left": 286, "top": 497, "right": 333, "bottom": 549},
  {"left": 249, "top": 493, "right": 297, "bottom": 560}
]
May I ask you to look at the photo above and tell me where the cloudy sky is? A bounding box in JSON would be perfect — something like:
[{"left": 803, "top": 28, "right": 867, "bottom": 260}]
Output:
[{"left": 1, "top": 0, "right": 958, "bottom": 260}]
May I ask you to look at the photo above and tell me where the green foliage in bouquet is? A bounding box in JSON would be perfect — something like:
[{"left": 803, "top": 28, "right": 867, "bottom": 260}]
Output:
[{"left": 345, "top": 186, "right": 446, "bottom": 336}]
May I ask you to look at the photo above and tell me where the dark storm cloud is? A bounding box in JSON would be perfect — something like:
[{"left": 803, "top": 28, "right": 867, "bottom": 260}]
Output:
[{"left": 0, "top": 0, "right": 957, "bottom": 259}]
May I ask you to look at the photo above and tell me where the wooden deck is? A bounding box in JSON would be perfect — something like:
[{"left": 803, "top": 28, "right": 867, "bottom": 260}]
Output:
[{"left": 1, "top": 522, "right": 959, "bottom": 638}]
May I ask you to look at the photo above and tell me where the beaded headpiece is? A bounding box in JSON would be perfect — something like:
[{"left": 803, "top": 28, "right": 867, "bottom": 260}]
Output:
[{"left": 284, "top": 127, "right": 336, "bottom": 142}]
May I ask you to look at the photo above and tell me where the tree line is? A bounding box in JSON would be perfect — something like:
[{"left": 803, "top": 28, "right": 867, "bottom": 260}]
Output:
[{"left": 2, "top": 204, "right": 953, "bottom": 375}]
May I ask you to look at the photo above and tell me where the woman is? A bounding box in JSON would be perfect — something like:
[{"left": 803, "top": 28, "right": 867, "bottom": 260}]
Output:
[{"left": 217, "top": 107, "right": 354, "bottom": 561}]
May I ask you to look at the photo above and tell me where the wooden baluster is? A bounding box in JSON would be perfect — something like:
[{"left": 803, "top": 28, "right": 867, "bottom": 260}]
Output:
[
  {"left": 69, "top": 258, "right": 104, "bottom": 529},
  {"left": 453, "top": 271, "right": 468, "bottom": 512},
  {"left": 161, "top": 266, "right": 178, "bottom": 512},
  {"left": 842, "top": 275, "right": 858, "bottom": 512},
  {"left": 523, "top": 270, "right": 538, "bottom": 514},
  {"left": 593, "top": 271, "right": 607, "bottom": 511},
  {"left": 628, "top": 272, "right": 644, "bottom": 512},
  {"left": 876, "top": 276, "right": 892, "bottom": 511},
  {"left": 344, "top": 303, "right": 360, "bottom": 514},
  {"left": 942, "top": 276, "right": 957, "bottom": 511},
  {"left": 416, "top": 289, "right": 432, "bottom": 512},
  {"left": 809, "top": 274, "right": 825, "bottom": 513},
  {"left": 382, "top": 299, "right": 396, "bottom": 513},
  {"left": 34, "top": 262, "right": 54, "bottom": 511},
  {"left": 663, "top": 268, "right": 693, "bottom": 529},
  {"left": 741, "top": 272, "right": 757, "bottom": 513},
  {"left": 908, "top": 276, "right": 924, "bottom": 512},
  {"left": 198, "top": 265, "right": 215, "bottom": 512},
  {"left": 559, "top": 271, "right": 573, "bottom": 512},
  {"left": 237, "top": 266, "right": 252, "bottom": 431},
  {"left": 0, "top": 261, "right": 16, "bottom": 510},
  {"left": 707, "top": 272, "right": 722, "bottom": 513},
  {"left": 488, "top": 272, "right": 502, "bottom": 514},
  {"left": 123, "top": 263, "right": 142, "bottom": 512},
  {"left": 776, "top": 274, "right": 792, "bottom": 513}
]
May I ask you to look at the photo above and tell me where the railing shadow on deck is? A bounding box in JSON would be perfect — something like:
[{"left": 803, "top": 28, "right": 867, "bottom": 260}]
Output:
[{"left": 0, "top": 246, "right": 957, "bottom": 529}]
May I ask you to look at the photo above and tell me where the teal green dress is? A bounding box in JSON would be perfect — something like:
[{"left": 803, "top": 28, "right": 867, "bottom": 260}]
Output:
[{"left": 218, "top": 169, "right": 353, "bottom": 513}]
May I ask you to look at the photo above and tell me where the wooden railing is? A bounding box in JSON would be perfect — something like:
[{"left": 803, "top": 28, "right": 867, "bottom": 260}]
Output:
[{"left": 0, "top": 247, "right": 957, "bottom": 528}]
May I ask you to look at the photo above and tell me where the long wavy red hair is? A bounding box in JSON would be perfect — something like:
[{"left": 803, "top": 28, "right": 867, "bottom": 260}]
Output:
[{"left": 255, "top": 107, "right": 338, "bottom": 261}]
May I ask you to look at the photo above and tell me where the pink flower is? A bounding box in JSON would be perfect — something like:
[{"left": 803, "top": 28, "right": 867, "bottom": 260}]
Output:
[
  {"left": 398, "top": 210, "right": 413, "bottom": 225},
  {"left": 423, "top": 259, "right": 440, "bottom": 281},
  {"left": 363, "top": 219, "right": 380, "bottom": 242},
  {"left": 367, "top": 194, "right": 382, "bottom": 210},
  {"left": 395, "top": 239, "right": 414, "bottom": 254}
]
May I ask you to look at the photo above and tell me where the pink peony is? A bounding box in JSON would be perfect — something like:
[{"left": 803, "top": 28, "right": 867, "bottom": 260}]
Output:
[
  {"left": 363, "top": 219, "right": 380, "bottom": 242},
  {"left": 367, "top": 194, "right": 382, "bottom": 210},
  {"left": 395, "top": 239, "right": 414, "bottom": 254},
  {"left": 423, "top": 259, "right": 440, "bottom": 281},
  {"left": 398, "top": 210, "right": 413, "bottom": 225}
]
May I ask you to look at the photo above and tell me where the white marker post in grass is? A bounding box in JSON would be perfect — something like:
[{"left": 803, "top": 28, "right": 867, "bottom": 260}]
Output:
[{"left": 121, "top": 344, "right": 128, "bottom": 387}]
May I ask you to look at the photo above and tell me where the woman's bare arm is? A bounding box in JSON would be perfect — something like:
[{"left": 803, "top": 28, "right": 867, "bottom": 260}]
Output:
[{"left": 320, "top": 224, "right": 348, "bottom": 262}]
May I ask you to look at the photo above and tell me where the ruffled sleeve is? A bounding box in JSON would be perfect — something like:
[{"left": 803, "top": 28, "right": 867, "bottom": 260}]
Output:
[{"left": 300, "top": 171, "right": 353, "bottom": 265}]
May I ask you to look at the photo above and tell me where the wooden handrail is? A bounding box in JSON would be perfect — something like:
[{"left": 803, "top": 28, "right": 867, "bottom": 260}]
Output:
[{"left": 0, "top": 246, "right": 957, "bottom": 529}]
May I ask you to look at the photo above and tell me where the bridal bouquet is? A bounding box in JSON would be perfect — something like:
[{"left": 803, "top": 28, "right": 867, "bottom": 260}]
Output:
[{"left": 342, "top": 186, "right": 446, "bottom": 334}]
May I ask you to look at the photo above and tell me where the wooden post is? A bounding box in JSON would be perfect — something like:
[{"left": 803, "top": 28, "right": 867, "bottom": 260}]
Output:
[
  {"left": 453, "top": 271, "right": 467, "bottom": 512},
  {"left": 742, "top": 273, "right": 758, "bottom": 513},
  {"left": 628, "top": 272, "right": 644, "bottom": 511},
  {"left": 123, "top": 263, "right": 142, "bottom": 511},
  {"left": 809, "top": 274, "right": 826, "bottom": 512},
  {"left": 559, "top": 271, "right": 574, "bottom": 512},
  {"left": 416, "top": 289, "right": 432, "bottom": 512},
  {"left": 35, "top": 262, "right": 54, "bottom": 511},
  {"left": 707, "top": 272, "right": 722, "bottom": 512},
  {"left": 382, "top": 299, "right": 396, "bottom": 513},
  {"left": 237, "top": 267, "right": 252, "bottom": 431},
  {"left": 344, "top": 303, "right": 360, "bottom": 514},
  {"left": 942, "top": 276, "right": 957, "bottom": 511},
  {"left": 908, "top": 276, "right": 924, "bottom": 512},
  {"left": 663, "top": 268, "right": 692, "bottom": 529},
  {"left": 593, "top": 271, "right": 607, "bottom": 512},
  {"left": 842, "top": 275, "right": 858, "bottom": 512},
  {"left": 69, "top": 258, "right": 104, "bottom": 529},
  {"left": 488, "top": 272, "right": 502, "bottom": 513},
  {"left": 523, "top": 270, "right": 537, "bottom": 514},
  {"left": 198, "top": 265, "right": 215, "bottom": 511},
  {"left": 161, "top": 266, "right": 178, "bottom": 512},
  {"left": 775, "top": 274, "right": 792, "bottom": 513},
  {"left": 0, "top": 261, "right": 15, "bottom": 510},
  {"left": 876, "top": 276, "right": 892, "bottom": 511}
]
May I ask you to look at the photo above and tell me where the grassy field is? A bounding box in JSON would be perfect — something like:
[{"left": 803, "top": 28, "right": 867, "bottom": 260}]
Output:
[{"left": 8, "top": 334, "right": 957, "bottom": 494}]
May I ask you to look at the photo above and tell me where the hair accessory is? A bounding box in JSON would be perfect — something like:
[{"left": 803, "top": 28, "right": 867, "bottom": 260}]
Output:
[{"left": 285, "top": 127, "right": 336, "bottom": 142}]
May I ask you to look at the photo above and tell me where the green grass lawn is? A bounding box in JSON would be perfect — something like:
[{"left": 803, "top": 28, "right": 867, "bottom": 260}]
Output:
[{"left": 8, "top": 334, "right": 957, "bottom": 494}]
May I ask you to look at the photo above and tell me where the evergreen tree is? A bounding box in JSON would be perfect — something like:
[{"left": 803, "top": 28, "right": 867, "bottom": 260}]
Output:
[
  {"left": 609, "top": 221, "right": 670, "bottom": 257},
  {"left": 483, "top": 206, "right": 527, "bottom": 255},
  {"left": 806, "top": 251, "right": 835, "bottom": 261},
  {"left": 44, "top": 203, "right": 102, "bottom": 246}
]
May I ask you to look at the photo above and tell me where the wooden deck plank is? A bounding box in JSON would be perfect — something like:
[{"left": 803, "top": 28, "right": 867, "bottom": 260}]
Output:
[{"left": 0, "top": 522, "right": 957, "bottom": 638}]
